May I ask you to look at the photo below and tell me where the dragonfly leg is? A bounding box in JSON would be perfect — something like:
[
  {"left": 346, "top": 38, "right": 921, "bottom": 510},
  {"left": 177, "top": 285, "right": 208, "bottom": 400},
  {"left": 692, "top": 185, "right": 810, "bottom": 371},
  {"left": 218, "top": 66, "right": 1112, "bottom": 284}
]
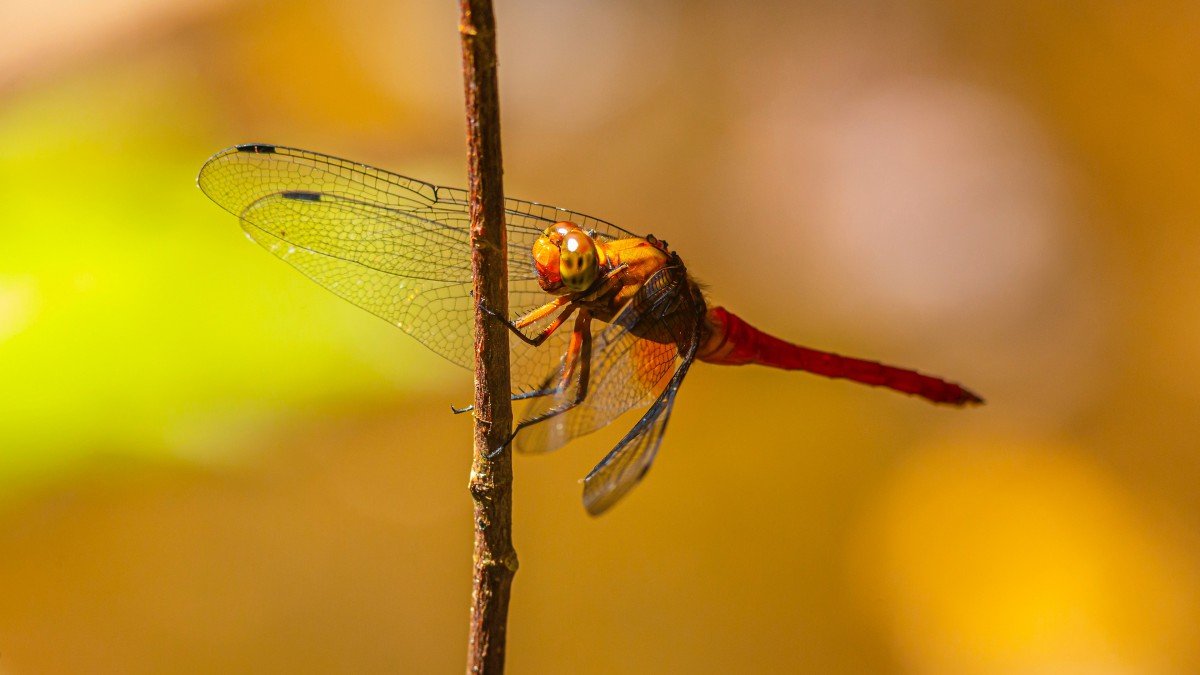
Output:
[
  {"left": 470, "top": 263, "right": 628, "bottom": 437},
  {"left": 479, "top": 298, "right": 577, "bottom": 347},
  {"left": 514, "top": 295, "right": 573, "bottom": 329},
  {"left": 511, "top": 387, "right": 558, "bottom": 402},
  {"left": 486, "top": 310, "right": 594, "bottom": 458},
  {"left": 504, "top": 333, "right": 590, "bottom": 406},
  {"left": 521, "top": 304, "right": 579, "bottom": 347},
  {"left": 450, "top": 384, "right": 562, "bottom": 416},
  {"left": 479, "top": 263, "right": 628, "bottom": 347}
]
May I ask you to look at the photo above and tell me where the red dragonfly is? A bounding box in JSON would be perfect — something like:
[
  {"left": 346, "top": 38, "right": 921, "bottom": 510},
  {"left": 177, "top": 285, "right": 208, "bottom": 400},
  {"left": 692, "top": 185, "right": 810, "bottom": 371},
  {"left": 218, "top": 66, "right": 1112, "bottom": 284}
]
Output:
[{"left": 198, "top": 144, "right": 982, "bottom": 515}]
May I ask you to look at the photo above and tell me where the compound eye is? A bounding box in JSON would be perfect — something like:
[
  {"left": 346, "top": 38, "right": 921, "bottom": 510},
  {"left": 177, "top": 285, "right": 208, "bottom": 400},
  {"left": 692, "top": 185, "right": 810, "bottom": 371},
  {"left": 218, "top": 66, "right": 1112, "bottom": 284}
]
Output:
[{"left": 558, "top": 230, "right": 599, "bottom": 291}]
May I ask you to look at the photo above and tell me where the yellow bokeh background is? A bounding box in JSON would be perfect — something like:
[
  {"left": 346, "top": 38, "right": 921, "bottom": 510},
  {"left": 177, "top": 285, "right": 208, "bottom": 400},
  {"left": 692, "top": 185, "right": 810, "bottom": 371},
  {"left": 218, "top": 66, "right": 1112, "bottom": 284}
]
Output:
[{"left": 2, "top": 1, "right": 1198, "bottom": 673}]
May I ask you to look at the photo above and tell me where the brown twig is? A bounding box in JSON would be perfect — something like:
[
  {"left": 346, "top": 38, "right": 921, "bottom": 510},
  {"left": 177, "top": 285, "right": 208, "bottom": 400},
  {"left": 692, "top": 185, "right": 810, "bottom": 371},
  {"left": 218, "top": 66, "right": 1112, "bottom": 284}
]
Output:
[{"left": 459, "top": 0, "right": 517, "bottom": 673}]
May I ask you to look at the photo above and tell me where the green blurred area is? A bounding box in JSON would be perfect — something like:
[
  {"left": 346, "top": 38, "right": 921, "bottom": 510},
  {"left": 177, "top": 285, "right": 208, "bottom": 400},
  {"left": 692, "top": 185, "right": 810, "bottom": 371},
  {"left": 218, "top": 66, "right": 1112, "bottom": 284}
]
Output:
[
  {"left": 1, "top": 1, "right": 1198, "bottom": 673},
  {"left": 0, "top": 51, "right": 454, "bottom": 488}
]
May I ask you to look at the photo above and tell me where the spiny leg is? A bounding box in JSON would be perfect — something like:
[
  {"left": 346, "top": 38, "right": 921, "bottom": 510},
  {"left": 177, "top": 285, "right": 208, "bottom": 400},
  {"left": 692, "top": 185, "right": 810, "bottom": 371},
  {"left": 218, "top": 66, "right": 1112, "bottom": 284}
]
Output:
[
  {"left": 486, "top": 310, "right": 593, "bottom": 458},
  {"left": 555, "top": 314, "right": 586, "bottom": 391},
  {"left": 478, "top": 263, "right": 627, "bottom": 347},
  {"left": 450, "top": 377, "right": 563, "bottom": 415},
  {"left": 451, "top": 387, "right": 555, "bottom": 414},
  {"left": 452, "top": 301, "right": 579, "bottom": 413},
  {"left": 450, "top": 305, "right": 580, "bottom": 414},
  {"left": 479, "top": 298, "right": 577, "bottom": 348},
  {"left": 459, "top": 264, "right": 626, "bottom": 416},
  {"left": 480, "top": 315, "right": 590, "bottom": 415},
  {"left": 515, "top": 294, "right": 573, "bottom": 328}
]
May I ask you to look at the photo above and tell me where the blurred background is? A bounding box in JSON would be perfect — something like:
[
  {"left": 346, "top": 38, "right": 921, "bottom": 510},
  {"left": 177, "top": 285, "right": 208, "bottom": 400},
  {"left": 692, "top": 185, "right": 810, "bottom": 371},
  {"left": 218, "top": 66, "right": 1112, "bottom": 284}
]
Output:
[{"left": 1, "top": 0, "right": 1198, "bottom": 672}]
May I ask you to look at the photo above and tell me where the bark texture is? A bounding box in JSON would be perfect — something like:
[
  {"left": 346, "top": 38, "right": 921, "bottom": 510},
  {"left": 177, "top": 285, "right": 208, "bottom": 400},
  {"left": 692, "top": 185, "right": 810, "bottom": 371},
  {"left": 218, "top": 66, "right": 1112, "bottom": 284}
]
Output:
[{"left": 460, "top": 1, "right": 517, "bottom": 673}]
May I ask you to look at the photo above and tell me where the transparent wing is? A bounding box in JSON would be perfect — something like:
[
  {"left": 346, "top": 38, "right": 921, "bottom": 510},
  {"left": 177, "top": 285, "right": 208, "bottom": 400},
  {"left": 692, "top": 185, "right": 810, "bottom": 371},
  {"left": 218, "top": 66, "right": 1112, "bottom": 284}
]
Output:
[
  {"left": 581, "top": 351, "right": 695, "bottom": 515},
  {"left": 513, "top": 265, "right": 703, "bottom": 473},
  {"left": 581, "top": 288, "right": 704, "bottom": 515},
  {"left": 197, "top": 143, "right": 639, "bottom": 390}
]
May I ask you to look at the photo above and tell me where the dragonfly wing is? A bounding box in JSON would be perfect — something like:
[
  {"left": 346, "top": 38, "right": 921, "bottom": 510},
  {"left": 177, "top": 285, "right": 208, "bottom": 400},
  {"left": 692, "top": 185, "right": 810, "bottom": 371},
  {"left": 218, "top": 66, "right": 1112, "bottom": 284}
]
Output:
[
  {"left": 239, "top": 192, "right": 480, "bottom": 366},
  {"left": 581, "top": 309, "right": 703, "bottom": 515},
  {"left": 513, "top": 264, "right": 702, "bottom": 457},
  {"left": 498, "top": 196, "right": 641, "bottom": 241},
  {"left": 197, "top": 144, "right": 607, "bottom": 389}
]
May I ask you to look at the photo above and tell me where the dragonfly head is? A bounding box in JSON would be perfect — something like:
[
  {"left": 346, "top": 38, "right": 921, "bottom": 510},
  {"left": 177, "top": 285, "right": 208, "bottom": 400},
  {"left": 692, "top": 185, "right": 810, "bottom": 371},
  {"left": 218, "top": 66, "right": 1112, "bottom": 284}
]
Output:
[{"left": 533, "top": 221, "right": 601, "bottom": 293}]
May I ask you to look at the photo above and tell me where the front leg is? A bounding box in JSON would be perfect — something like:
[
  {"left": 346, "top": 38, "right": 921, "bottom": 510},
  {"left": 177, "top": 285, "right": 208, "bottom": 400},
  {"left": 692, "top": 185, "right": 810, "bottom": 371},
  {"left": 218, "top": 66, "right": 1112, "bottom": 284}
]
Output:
[
  {"left": 462, "top": 264, "right": 627, "bottom": 425},
  {"left": 480, "top": 263, "right": 628, "bottom": 347},
  {"left": 479, "top": 296, "right": 575, "bottom": 347},
  {"left": 515, "top": 294, "right": 574, "bottom": 329},
  {"left": 487, "top": 310, "right": 594, "bottom": 458},
  {"left": 451, "top": 304, "right": 581, "bottom": 414}
]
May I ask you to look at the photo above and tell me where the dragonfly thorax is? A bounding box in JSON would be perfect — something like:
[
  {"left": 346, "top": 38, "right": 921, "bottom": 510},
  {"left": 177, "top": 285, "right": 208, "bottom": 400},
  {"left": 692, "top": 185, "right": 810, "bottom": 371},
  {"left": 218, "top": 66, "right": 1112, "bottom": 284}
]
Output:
[{"left": 533, "top": 221, "right": 606, "bottom": 293}]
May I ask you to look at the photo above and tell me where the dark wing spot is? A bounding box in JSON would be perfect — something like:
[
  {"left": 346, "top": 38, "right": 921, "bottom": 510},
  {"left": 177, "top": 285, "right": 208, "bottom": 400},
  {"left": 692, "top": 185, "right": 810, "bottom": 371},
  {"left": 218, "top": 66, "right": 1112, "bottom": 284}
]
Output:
[
  {"left": 281, "top": 190, "right": 322, "bottom": 202},
  {"left": 236, "top": 144, "right": 277, "bottom": 154}
]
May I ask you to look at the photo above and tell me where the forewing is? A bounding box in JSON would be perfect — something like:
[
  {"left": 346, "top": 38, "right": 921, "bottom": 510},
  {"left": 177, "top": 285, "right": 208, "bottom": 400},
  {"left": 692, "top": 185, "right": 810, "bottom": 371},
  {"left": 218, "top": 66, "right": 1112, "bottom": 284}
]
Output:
[
  {"left": 197, "top": 144, "right": 634, "bottom": 388},
  {"left": 513, "top": 265, "right": 699, "bottom": 456}
]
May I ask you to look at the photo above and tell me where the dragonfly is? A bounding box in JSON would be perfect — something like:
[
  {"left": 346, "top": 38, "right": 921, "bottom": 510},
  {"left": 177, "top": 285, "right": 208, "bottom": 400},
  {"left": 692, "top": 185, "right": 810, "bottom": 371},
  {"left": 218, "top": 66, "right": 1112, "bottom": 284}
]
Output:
[{"left": 197, "top": 144, "right": 982, "bottom": 515}]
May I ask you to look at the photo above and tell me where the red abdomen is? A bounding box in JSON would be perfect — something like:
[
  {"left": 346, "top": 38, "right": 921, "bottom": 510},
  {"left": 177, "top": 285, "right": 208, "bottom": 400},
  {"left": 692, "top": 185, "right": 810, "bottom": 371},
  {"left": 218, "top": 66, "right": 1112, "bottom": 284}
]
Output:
[{"left": 697, "top": 307, "right": 983, "bottom": 406}]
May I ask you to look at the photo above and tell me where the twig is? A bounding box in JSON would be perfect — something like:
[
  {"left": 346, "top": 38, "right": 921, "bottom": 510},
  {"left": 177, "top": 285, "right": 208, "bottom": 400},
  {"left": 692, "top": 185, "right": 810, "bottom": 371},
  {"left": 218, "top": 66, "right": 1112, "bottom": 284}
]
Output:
[{"left": 459, "top": 1, "right": 517, "bottom": 673}]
